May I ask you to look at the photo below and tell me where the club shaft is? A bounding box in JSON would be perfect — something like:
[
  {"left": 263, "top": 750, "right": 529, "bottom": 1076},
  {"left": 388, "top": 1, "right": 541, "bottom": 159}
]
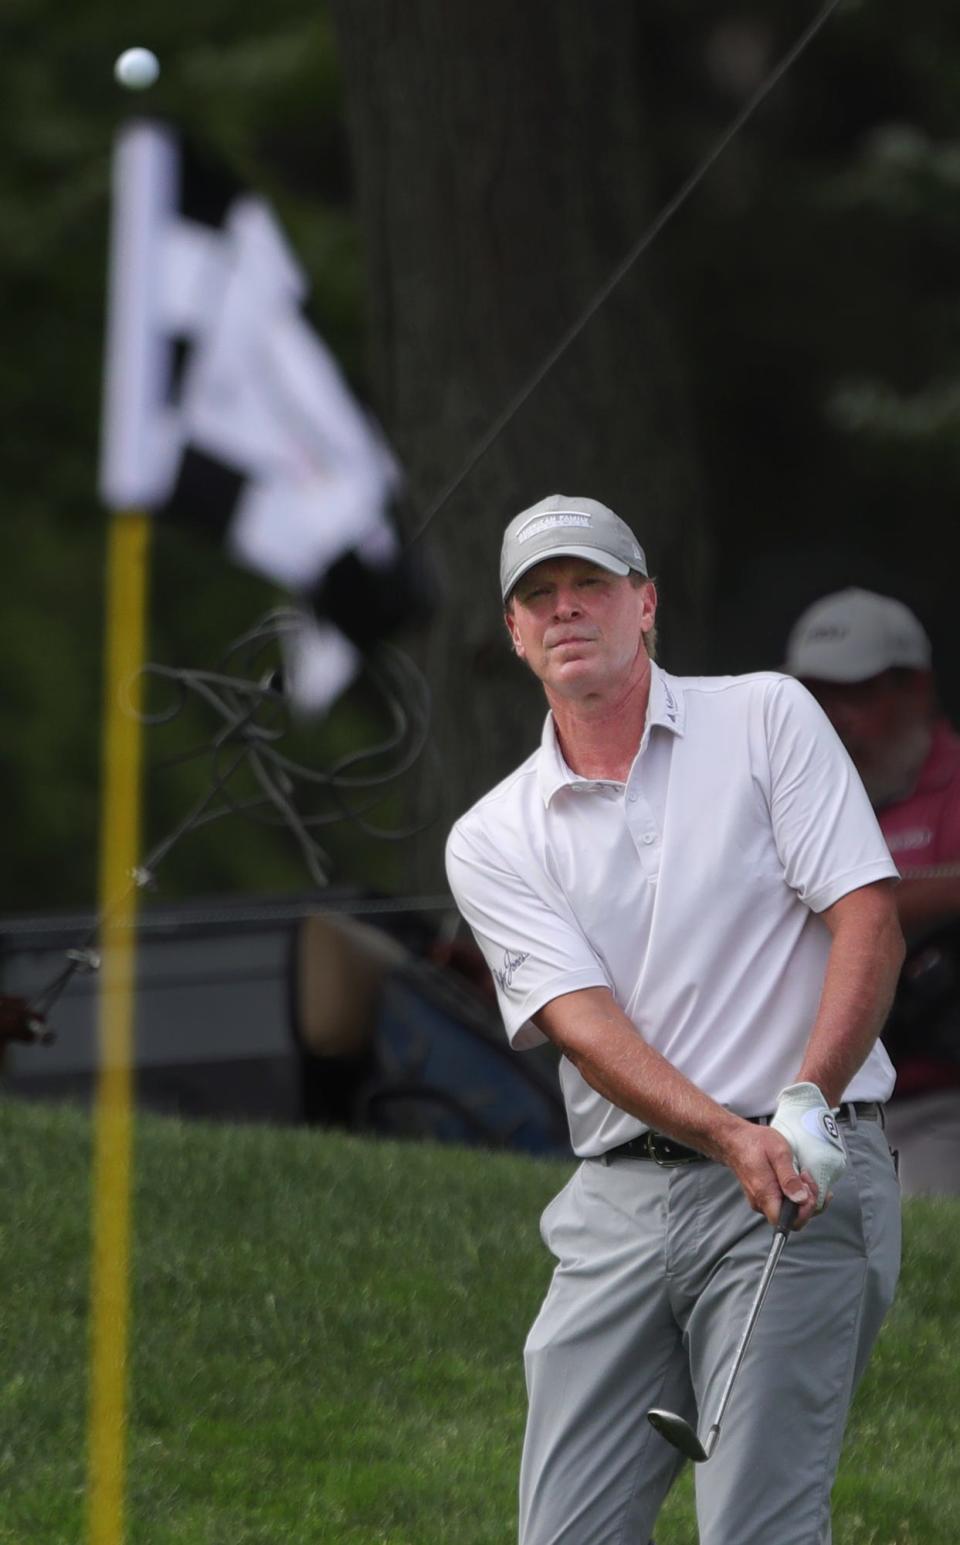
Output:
[{"left": 710, "top": 1202, "right": 796, "bottom": 1437}]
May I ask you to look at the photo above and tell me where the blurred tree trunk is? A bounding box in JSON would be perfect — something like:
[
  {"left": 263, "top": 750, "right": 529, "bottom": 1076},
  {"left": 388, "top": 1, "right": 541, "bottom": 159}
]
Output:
[{"left": 331, "top": 0, "right": 711, "bottom": 887}]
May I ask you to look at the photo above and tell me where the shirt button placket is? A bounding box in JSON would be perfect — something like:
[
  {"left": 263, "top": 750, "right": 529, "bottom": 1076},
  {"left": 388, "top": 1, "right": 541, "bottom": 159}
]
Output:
[{"left": 626, "top": 785, "right": 658, "bottom": 865}]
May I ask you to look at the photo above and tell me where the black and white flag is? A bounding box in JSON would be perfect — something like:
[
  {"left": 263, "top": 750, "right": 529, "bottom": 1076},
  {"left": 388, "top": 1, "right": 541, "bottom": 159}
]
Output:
[{"left": 99, "top": 118, "right": 423, "bottom": 712}]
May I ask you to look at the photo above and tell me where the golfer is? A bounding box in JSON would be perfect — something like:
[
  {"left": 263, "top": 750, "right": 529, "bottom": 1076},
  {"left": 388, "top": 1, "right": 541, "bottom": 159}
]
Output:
[{"left": 445, "top": 495, "right": 904, "bottom": 1545}]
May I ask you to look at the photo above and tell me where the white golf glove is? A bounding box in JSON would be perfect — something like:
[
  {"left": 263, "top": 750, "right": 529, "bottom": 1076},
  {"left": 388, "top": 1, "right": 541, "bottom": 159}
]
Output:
[{"left": 770, "top": 1082, "right": 847, "bottom": 1210}]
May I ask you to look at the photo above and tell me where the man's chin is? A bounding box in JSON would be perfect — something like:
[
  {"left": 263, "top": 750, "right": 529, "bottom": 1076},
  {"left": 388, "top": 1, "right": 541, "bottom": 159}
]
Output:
[{"left": 546, "top": 661, "right": 602, "bottom": 697}]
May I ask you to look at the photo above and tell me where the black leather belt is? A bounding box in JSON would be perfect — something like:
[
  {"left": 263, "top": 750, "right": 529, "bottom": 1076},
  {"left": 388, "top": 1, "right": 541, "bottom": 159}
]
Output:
[
  {"left": 601, "top": 1132, "right": 707, "bottom": 1166},
  {"left": 601, "top": 1101, "right": 884, "bottom": 1167}
]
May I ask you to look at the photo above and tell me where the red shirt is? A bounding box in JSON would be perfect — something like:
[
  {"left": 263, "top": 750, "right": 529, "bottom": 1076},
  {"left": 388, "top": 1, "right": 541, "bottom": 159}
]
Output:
[{"left": 879, "top": 720, "right": 960, "bottom": 1096}]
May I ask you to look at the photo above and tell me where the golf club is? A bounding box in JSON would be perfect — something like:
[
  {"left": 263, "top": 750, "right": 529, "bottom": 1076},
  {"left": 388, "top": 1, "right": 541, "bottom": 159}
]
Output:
[{"left": 647, "top": 1195, "right": 799, "bottom": 1463}]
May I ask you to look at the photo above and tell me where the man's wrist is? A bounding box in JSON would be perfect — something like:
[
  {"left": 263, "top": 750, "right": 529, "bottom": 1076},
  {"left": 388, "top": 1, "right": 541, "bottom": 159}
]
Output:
[
  {"left": 695, "top": 1107, "right": 751, "bottom": 1165},
  {"left": 793, "top": 1072, "right": 840, "bottom": 1108}
]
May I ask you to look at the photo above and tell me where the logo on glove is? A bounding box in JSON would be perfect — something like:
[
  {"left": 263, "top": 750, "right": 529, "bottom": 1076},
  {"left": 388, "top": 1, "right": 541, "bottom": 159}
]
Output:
[{"left": 800, "top": 1107, "right": 843, "bottom": 1146}]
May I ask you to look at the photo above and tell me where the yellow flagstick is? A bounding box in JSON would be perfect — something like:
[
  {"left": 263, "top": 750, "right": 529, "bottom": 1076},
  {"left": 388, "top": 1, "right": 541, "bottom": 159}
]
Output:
[{"left": 87, "top": 509, "right": 151, "bottom": 1545}]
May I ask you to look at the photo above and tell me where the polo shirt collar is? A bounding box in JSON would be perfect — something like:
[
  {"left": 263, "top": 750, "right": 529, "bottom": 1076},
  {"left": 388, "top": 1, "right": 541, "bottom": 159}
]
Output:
[
  {"left": 650, "top": 664, "right": 685, "bottom": 737},
  {"left": 537, "top": 662, "right": 686, "bottom": 806}
]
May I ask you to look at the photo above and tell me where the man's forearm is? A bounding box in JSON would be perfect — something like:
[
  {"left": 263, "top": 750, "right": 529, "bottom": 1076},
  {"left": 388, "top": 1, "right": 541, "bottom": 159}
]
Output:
[
  {"left": 796, "top": 902, "right": 904, "bottom": 1106},
  {"left": 533, "top": 988, "right": 742, "bottom": 1158}
]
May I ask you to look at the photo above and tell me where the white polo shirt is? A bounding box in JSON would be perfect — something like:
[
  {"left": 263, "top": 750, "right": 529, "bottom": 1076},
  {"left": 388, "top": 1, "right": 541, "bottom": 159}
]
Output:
[{"left": 445, "top": 665, "right": 899, "bottom": 1157}]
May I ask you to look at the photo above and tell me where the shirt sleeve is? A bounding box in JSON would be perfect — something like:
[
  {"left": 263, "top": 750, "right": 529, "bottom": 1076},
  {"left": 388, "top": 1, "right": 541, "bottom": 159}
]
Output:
[
  {"left": 762, "top": 676, "right": 900, "bottom": 912},
  {"left": 445, "top": 818, "right": 611, "bottom": 1048}
]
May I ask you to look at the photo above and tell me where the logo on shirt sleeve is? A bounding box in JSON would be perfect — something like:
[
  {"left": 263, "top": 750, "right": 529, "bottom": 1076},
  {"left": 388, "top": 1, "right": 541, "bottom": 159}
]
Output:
[
  {"left": 494, "top": 948, "right": 530, "bottom": 992},
  {"left": 886, "top": 826, "right": 933, "bottom": 855}
]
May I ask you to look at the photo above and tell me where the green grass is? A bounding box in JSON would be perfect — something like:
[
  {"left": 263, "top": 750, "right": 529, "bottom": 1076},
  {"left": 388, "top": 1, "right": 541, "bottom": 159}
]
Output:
[{"left": 1, "top": 1099, "right": 959, "bottom": 1544}]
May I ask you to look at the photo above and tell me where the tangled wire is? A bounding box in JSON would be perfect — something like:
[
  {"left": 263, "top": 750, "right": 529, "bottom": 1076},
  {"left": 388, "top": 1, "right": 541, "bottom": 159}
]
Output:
[
  {"left": 137, "top": 606, "right": 434, "bottom": 887},
  {"left": 24, "top": 608, "right": 435, "bottom": 1028}
]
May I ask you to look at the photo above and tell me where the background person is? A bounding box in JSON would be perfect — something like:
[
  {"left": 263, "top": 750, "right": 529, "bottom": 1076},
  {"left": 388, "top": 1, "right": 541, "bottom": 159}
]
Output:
[
  {"left": 784, "top": 587, "right": 960, "bottom": 1196},
  {"left": 446, "top": 495, "right": 903, "bottom": 1545},
  {"left": 0, "top": 995, "right": 47, "bottom": 1044}
]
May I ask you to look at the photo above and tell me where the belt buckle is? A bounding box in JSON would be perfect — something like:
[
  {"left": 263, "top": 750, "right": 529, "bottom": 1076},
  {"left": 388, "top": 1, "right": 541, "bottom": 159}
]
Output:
[{"left": 649, "top": 1132, "right": 687, "bottom": 1167}]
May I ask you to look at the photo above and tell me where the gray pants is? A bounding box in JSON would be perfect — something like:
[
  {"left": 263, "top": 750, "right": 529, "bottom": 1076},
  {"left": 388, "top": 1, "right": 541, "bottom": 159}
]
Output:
[{"left": 519, "top": 1115, "right": 900, "bottom": 1545}]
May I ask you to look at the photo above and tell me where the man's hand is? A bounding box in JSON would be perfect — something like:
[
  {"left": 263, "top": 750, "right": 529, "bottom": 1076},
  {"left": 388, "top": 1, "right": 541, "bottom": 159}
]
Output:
[
  {"left": 771, "top": 1082, "right": 847, "bottom": 1210},
  {"left": 0, "top": 995, "right": 51, "bottom": 1045},
  {"left": 720, "top": 1120, "right": 819, "bottom": 1230}
]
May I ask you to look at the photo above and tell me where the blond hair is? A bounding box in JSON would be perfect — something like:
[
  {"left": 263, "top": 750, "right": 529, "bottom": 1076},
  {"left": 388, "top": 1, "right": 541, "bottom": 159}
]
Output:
[{"left": 631, "top": 572, "right": 658, "bottom": 661}]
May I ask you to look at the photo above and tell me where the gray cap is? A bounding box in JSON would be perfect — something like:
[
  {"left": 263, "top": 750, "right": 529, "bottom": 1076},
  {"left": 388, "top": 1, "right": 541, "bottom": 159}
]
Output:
[
  {"left": 500, "top": 494, "right": 647, "bottom": 602},
  {"left": 783, "top": 587, "right": 931, "bottom": 682}
]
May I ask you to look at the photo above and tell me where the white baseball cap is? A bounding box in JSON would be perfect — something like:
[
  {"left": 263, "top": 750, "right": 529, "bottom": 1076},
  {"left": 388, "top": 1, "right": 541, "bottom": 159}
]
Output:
[
  {"left": 784, "top": 587, "right": 931, "bottom": 682},
  {"left": 500, "top": 494, "right": 647, "bottom": 602}
]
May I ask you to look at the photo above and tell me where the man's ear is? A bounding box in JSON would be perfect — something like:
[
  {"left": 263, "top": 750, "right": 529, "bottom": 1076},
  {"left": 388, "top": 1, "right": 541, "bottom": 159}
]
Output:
[
  {"left": 504, "top": 607, "right": 525, "bottom": 658},
  {"left": 640, "top": 580, "right": 658, "bottom": 635}
]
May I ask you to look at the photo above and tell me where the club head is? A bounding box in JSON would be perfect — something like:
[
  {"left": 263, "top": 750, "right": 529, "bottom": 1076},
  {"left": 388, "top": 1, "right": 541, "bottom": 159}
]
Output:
[{"left": 646, "top": 1408, "right": 710, "bottom": 1463}]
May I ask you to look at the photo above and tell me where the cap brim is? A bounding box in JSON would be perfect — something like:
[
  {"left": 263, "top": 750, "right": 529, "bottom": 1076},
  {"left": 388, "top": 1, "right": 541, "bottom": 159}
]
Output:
[
  {"left": 503, "top": 546, "right": 636, "bottom": 601},
  {"left": 783, "top": 650, "right": 928, "bottom": 683},
  {"left": 782, "top": 661, "right": 870, "bottom": 682}
]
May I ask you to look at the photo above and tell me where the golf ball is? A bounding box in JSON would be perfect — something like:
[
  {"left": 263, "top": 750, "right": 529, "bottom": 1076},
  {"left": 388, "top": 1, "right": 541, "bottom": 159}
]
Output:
[{"left": 114, "top": 48, "right": 160, "bottom": 91}]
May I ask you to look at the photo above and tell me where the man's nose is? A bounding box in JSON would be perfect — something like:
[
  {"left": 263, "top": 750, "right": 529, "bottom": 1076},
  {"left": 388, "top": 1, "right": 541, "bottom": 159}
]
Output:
[{"left": 553, "top": 588, "right": 582, "bottom": 616}]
